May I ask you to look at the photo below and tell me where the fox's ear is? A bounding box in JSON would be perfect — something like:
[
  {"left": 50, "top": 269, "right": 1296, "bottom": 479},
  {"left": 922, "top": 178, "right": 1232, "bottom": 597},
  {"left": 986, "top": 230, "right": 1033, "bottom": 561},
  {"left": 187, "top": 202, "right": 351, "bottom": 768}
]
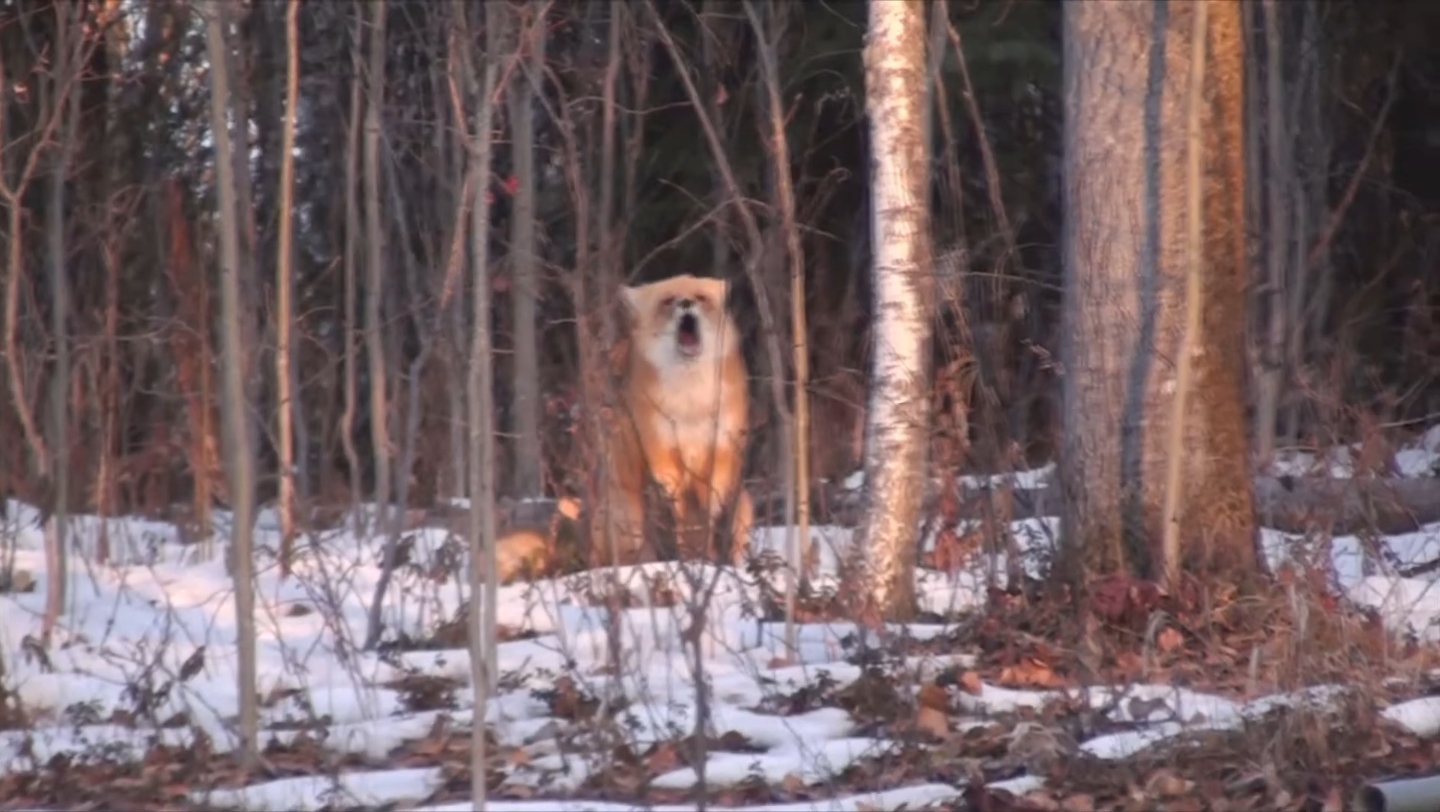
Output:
[{"left": 620, "top": 284, "right": 645, "bottom": 315}]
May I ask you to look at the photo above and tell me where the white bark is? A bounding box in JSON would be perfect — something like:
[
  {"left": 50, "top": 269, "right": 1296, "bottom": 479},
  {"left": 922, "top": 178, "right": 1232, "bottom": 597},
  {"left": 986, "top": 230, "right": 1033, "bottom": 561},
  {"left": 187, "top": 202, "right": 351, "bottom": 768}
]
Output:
[{"left": 860, "top": 0, "right": 933, "bottom": 618}]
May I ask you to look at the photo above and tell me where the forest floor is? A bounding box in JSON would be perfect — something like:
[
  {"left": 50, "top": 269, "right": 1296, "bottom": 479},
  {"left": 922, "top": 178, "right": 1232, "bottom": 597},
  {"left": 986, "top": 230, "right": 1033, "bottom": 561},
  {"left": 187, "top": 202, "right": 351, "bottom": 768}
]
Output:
[{"left": 4, "top": 429, "right": 1440, "bottom": 811}]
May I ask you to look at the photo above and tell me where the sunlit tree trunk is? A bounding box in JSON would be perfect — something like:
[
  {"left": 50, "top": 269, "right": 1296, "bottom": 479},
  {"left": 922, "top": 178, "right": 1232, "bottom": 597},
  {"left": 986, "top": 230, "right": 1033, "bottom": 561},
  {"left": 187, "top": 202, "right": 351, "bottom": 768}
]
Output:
[
  {"left": 1058, "top": 0, "right": 1259, "bottom": 594},
  {"left": 275, "top": 0, "right": 301, "bottom": 574},
  {"left": 859, "top": 0, "right": 933, "bottom": 620}
]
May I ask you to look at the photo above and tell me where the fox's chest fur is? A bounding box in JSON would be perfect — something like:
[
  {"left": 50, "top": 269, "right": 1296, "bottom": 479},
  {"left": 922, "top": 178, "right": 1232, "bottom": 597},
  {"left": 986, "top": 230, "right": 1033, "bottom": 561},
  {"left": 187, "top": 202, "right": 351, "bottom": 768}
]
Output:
[{"left": 635, "top": 357, "right": 745, "bottom": 477}]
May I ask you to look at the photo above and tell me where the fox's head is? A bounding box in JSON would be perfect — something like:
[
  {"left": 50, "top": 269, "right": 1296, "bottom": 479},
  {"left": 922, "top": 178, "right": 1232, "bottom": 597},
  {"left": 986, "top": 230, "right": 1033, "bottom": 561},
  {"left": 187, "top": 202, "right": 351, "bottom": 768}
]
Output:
[{"left": 621, "top": 275, "right": 739, "bottom": 371}]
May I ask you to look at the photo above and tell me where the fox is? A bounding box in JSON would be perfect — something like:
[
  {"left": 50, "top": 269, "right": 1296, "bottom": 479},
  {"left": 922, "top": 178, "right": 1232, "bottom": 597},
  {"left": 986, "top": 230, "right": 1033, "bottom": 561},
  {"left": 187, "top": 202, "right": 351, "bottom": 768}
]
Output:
[
  {"left": 603, "top": 274, "right": 754, "bottom": 568},
  {"left": 492, "top": 496, "right": 584, "bottom": 583}
]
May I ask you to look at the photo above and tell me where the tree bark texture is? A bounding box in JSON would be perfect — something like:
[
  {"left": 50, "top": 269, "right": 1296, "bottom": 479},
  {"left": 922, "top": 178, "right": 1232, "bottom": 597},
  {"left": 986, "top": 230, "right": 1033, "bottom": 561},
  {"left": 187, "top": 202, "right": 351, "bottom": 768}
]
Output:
[
  {"left": 1059, "top": 0, "right": 1259, "bottom": 588},
  {"left": 860, "top": 0, "right": 934, "bottom": 619},
  {"left": 508, "top": 6, "right": 543, "bottom": 498},
  {"left": 203, "top": 0, "right": 260, "bottom": 767}
]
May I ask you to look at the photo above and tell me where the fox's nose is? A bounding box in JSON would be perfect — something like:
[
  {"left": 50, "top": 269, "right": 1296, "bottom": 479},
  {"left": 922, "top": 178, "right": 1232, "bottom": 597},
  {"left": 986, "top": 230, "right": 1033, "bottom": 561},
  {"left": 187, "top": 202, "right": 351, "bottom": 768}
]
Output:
[{"left": 677, "top": 297, "right": 694, "bottom": 309}]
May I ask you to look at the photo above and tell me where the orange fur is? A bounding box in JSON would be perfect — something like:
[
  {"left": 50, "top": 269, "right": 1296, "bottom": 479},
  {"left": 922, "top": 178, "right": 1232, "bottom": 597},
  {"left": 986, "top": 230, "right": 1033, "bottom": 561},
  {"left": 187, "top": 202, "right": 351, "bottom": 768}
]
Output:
[
  {"left": 493, "top": 496, "right": 584, "bottom": 583},
  {"left": 604, "top": 275, "right": 753, "bottom": 567}
]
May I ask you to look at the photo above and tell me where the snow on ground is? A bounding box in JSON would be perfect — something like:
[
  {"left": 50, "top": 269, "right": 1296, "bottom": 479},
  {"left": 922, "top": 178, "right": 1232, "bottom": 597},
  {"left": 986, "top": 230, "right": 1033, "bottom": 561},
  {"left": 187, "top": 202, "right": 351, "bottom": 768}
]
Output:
[
  {"left": 2, "top": 438, "right": 1440, "bottom": 811},
  {"left": 1267, "top": 424, "right": 1440, "bottom": 479}
]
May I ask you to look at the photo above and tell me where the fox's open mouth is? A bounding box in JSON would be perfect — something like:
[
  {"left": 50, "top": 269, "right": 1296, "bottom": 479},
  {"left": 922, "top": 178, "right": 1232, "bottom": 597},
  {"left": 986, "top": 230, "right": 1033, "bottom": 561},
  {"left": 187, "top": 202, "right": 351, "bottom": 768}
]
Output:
[{"left": 677, "top": 313, "right": 701, "bottom": 354}]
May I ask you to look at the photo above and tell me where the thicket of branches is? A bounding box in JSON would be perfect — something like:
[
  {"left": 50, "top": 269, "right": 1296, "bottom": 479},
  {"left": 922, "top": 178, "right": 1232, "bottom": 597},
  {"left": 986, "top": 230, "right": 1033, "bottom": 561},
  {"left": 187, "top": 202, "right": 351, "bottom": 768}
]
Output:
[{"left": 1, "top": 0, "right": 1436, "bottom": 538}]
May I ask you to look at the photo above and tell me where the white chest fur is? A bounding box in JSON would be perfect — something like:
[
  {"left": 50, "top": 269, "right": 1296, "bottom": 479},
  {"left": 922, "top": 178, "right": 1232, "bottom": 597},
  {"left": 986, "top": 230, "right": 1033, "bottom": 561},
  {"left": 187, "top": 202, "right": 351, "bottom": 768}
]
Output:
[{"left": 643, "top": 357, "right": 740, "bottom": 472}]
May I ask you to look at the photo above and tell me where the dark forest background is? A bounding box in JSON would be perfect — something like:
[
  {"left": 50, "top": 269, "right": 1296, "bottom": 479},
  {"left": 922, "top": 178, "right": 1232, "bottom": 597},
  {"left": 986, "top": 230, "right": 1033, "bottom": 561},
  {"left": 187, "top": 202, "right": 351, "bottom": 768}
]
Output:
[{"left": 0, "top": 0, "right": 1436, "bottom": 541}]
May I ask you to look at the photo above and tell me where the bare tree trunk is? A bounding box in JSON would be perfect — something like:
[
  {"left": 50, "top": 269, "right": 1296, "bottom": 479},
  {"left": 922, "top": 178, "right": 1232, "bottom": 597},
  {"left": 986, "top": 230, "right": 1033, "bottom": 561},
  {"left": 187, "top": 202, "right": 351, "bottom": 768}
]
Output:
[
  {"left": 701, "top": 0, "right": 732, "bottom": 280},
  {"left": 464, "top": 1, "right": 502, "bottom": 805},
  {"left": 1253, "top": 0, "right": 1290, "bottom": 466},
  {"left": 364, "top": 0, "right": 392, "bottom": 530},
  {"left": 859, "top": 0, "right": 932, "bottom": 620},
  {"left": 94, "top": 0, "right": 127, "bottom": 565},
  {"left": 0, "top": 48, "right": 56, "bottom": 498},
  {"left": 223, "top": 7, "right": 262, "bottom": 408},
  {"left": 745, "top": 0, "right": 809, "bottom": 651},
  {"left": 1292, "top": 0, "right": 1325, "bottom": 437},
  {"left": 341, "top": 7, "right": 363, "bottom": 532},
  {"left": 587, "top": 0, "right": 622, "bottom": 549},
  {"left": 1058, "top": 0, "right": 1260, "bottom": 594},
  {"left": 203, "top": 0, "right": 259, "bottom": 771},
  {"left": 43, "top": 0, "right": 80, "bottom": 637},
  {"left": 98, "top": 212, "right": 120, "bottom": 564},
  {"left": 275, "top": 0, "right": 301, "bottom": 575},
  {"left": 508, "top": 3, "right": 544, "bottom": 498}
]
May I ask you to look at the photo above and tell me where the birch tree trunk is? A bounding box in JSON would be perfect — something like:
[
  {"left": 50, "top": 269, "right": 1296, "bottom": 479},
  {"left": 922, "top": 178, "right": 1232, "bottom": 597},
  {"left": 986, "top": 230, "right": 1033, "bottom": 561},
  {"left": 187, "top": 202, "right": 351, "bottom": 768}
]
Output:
[
  {"left": 203, "top": 0, "right": 260, "bottom": 769},
  {"left": 1058, "top": 0, "right": 1260, "bottom": 593},
  {"left": 859, "top": 0, "right": 933, "bottom": 620}
]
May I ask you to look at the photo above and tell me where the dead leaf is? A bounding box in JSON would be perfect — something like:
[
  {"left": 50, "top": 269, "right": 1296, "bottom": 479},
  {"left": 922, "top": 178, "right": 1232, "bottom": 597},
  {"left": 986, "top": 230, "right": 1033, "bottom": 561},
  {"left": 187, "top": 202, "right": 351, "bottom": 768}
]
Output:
[
  {"left": 1144, "top": 768, "right": 1195, "bottom": 797},
  {"left": 999, "top": 658, "right": 1063, "bottom": 689},
  {"left": 780, "top": 772, "right": 806, "bottom": 794},
  {"left": 1140, "top": 765, "right": 1198, "bottom": 800},
  {"left": 646, "top": 742, "right": 679, "bottom": 775},
  {"left": 1157, "top": 626, "right": 1185, "bottom": 653},
  {"left": 1060, "top": 794, "right": 1096, "bottom": 812}
]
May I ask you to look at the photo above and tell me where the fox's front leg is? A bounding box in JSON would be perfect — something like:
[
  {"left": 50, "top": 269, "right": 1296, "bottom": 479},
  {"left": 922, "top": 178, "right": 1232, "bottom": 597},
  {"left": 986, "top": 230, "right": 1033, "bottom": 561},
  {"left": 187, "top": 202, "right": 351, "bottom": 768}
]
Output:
[
  {"left": 702, "top": 448, "right": 751, "bottom": 567},
  {"left": 599, "top": 452, "right": 648, "bottom": 567},
  {"left": 723, "top": 487, "right": 754, "bottom": 568}
]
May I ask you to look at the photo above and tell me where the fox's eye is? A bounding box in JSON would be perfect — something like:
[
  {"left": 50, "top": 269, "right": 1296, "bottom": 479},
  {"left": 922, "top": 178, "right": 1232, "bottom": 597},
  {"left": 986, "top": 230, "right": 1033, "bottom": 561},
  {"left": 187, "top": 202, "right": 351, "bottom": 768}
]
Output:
[
  {"left": 661, "top": 296, "right": 675, "bottom": 307},
  {"left": 694, "top": 294, "right": 709, "bottom": 305}
]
